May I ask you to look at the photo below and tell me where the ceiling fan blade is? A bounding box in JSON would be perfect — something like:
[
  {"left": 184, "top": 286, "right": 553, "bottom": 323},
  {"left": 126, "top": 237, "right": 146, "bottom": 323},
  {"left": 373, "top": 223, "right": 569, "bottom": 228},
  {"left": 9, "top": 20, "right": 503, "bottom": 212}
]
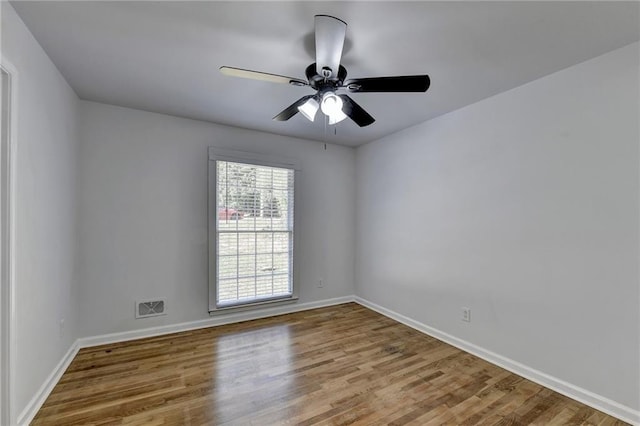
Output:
[
  {"left": 220, "top": 66, "right": 308, "bottom": 86},
  {"left": 273, "top": 95, "right": 315, "bottom": 121},
  {"left": 346, "top": 75, "right": 430, "bottom": 92},
  {"left": 339, "top": 95, "right": 375, "bottom": 127},
  {"left": 314, "top": 15, "right": 347, "bottom": 78}
]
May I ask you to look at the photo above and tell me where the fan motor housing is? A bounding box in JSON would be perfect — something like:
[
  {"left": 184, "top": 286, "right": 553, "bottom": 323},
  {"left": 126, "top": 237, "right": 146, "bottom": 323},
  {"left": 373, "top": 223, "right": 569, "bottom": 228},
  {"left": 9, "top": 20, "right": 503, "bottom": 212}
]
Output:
[{"left": 306, "top": 63, "right": 347, "bottom": 91}]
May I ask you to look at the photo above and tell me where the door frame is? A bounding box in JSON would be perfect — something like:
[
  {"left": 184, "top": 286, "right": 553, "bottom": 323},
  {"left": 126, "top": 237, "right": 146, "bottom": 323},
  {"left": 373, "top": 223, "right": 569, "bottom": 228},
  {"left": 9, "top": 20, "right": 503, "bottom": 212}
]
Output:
[{"left": 0, "top": 58, "right": 17, "bottom": 426}]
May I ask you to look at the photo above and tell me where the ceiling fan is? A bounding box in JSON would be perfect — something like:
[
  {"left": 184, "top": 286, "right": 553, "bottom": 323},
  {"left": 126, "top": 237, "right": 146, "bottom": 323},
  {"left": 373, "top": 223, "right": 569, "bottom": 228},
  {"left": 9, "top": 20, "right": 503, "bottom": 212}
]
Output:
[{"left": 220, "top": 15, "right": 430, "bottom": 127}]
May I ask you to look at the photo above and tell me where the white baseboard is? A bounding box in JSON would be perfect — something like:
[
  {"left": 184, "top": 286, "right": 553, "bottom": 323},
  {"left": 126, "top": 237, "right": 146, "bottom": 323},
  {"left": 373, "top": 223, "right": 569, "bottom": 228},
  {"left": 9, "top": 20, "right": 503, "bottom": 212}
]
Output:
[
  {"left": 354, "top": 296, "right": 640, "bottom": 426},
  {"left": 78, "top": 295, "right": 355, "bottom": 348},
  {"left": 16, "top": 295, "right": 355, "bottom": 425},
  {"left": 19, "top": 295, "right": 637, "bottom": 426},
  {"left": 17, "top": 340, "right": 80, "bottom": 426}
]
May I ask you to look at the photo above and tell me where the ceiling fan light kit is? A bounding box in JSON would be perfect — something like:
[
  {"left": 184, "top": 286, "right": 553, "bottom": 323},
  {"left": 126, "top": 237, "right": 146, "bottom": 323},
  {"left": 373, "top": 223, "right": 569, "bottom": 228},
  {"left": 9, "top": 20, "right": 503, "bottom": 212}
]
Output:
[{"left": 220, "top": 14, "right": 430, "bottom": 127}]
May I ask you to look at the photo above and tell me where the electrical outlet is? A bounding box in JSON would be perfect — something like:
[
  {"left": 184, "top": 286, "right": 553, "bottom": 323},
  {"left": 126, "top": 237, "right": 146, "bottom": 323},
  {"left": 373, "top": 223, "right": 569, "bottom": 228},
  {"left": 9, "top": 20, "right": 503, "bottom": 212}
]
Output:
[
  {"left": 59, "top": 318, "right": 65, "bottom": 338},
  {"left": 317, "top": 278, "right": 324, "bottom": 288},
  {"left": 461, "top": 308, "right": 471, "bottom": 322}
]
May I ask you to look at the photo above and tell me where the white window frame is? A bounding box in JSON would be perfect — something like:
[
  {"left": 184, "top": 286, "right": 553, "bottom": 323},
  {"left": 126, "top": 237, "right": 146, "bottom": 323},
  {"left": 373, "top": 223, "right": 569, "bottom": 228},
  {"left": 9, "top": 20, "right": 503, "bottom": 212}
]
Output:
[{"left": 208, "top": 147, "right": 300, "bottom": 313}]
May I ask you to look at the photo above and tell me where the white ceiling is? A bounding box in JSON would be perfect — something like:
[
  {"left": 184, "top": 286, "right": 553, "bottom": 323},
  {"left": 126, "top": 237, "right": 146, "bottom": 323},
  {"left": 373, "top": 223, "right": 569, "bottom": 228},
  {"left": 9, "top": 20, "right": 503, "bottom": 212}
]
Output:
[{"left": 10, "top": 1, "right": 640, "bottom": 147}]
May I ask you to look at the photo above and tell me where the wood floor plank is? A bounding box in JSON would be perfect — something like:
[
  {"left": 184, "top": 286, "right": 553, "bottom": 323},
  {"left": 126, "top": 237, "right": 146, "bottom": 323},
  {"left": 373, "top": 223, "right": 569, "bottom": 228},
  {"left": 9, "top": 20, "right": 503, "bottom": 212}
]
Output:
[{"left": 31, "top": 303, "right": 628, "bottom": 425}]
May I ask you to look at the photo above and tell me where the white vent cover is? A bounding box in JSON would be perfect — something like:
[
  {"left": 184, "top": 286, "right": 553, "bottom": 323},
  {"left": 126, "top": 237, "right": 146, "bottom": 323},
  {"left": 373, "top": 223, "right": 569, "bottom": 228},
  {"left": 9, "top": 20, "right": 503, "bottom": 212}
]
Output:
[{"left": 135, "top": 299, "right": 167, "bottom": 319}]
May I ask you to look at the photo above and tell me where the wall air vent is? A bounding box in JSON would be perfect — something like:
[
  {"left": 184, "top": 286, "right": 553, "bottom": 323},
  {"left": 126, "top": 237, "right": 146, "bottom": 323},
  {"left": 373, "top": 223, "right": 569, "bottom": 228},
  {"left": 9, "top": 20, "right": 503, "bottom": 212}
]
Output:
[{"left": 135, "top": 299, "right": 166, "bottom": 319}]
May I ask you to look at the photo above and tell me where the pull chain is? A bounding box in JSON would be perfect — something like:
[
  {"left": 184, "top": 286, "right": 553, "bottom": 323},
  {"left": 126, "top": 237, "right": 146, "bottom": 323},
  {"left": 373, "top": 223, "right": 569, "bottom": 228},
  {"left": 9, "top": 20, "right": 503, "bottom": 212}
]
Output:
[{"left": 323, "top": 111, "right": 327, "bottom": 150}]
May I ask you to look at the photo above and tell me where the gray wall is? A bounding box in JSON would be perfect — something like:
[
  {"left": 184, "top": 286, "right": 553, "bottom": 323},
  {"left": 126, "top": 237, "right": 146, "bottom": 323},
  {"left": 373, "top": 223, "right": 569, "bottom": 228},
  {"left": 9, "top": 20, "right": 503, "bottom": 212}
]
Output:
[
  {"left": 1, "top": 4, "right": 80, "bottom": 420},
  {"left": 76, "top": 101, "right": 356, "bottom": 337},
  {"left": 355, "top": 42, "right": 639, "bottom": 410},
  {"left": 4, "top": 1, "right": 639, "bottom": 419}
]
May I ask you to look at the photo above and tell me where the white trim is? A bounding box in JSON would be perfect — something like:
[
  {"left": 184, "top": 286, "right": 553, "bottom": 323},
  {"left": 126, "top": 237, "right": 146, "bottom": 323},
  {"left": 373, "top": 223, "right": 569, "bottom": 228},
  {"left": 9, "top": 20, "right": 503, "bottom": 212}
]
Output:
[
  {"left": 211, "top": 295, "right": 299, "bottom": 313},
  {"left": 208, "top": 150, "right": 300, "bottom": 313},
  {"left": 354, "top": 296, "right": 640, "bottom": 426},
  {"left": 16, "top": 341, "right": 80, "bottom": 426},
  {"left": 208, "top": 146, "right": 301, "bottom": 171},
  {"left": 0, "top": 58, "right": 17, "bottom": 426},
  {"left": 80, "top": 295, "right": 353, "bottom": 348}
]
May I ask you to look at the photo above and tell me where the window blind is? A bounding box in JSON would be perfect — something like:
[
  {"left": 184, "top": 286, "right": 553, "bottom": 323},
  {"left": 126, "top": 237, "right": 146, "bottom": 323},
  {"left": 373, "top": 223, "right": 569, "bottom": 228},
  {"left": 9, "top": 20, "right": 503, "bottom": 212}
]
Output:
[{"left": 215, "top": 160, "right": 294, "bottom": 307}]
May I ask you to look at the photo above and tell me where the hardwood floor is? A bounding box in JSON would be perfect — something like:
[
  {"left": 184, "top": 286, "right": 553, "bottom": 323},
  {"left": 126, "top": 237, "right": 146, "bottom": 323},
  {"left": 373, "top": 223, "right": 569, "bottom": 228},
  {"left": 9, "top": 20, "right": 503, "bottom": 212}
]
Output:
[{"left": 32, "top": 303, "right": 627, "bottom": 425}]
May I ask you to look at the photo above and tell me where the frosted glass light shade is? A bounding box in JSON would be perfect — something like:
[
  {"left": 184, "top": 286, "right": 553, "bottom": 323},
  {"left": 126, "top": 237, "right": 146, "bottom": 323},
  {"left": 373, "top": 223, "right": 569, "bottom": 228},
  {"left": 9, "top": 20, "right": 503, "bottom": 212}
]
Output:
[
  {"left": 328, "top": 110, "right": 347, "bottom": 125},
  {"left": 321, "top": 92, "right": 346, "bottom": 125},
  {"left": 320, "top": 92, "right": 343, "bottom": 116},
  {"left": 298, "top": 98, "right": 319, "bottom": 121}
]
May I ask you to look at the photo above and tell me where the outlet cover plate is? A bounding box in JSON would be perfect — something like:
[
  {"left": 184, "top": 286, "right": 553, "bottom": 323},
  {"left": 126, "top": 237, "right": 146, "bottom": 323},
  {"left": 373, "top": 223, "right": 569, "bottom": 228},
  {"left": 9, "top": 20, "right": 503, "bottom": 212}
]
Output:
[{"left": 462, "top": 307, "right": 471, "bottom": 322}]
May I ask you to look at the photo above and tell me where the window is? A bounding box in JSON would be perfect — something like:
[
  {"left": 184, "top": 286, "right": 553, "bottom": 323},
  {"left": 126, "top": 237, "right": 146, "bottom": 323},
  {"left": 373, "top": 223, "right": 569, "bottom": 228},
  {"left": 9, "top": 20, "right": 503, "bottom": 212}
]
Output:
[{"left": 208, "top": 148, "right": 297, "bottom": 312}]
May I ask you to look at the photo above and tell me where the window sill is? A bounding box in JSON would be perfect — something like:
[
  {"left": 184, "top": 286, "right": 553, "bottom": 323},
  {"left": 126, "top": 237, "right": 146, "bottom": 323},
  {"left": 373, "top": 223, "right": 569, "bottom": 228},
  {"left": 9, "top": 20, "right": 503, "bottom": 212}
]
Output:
[{"left": 209, "top": 296, "right": 299, "bottom": 316}]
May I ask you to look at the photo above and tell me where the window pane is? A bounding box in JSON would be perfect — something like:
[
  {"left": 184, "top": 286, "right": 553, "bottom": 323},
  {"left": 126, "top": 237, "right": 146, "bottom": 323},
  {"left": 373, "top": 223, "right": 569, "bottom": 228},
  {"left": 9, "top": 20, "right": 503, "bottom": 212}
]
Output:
[
  {"left": 273, "top": 232, "right": 290, "bottom": 253},
  {"left": 256, "top": 276, "right": 273, "bottom": 297},
  {"left": 238, "top": 254, "right": 255, "bottom": 279},
  {"left": 218, "top": 233, "right": 237, "bottom": 256},
  {"left": 256, "top": 253, "right": 273, "bottom": 274},
  {"left": 273, "top": 253, "right": 289, "bottom": 274},
  {"left": 273, "top": 274, "right": 290, "bottom": 294},
  {"left": 238, "top": 233, "right": 255, "bottom": 255},
  {"left": 218, "top": 255, "right": 237, "bottom": 280},
  {"left": 218, "top": 278, "right": 238, "bottom": 303},
  {"left": 237, "top": 277, "right": 256, "bottom": 300},
  {"left": 256, "top": 233, "right": 273, "bottom": 255}
]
